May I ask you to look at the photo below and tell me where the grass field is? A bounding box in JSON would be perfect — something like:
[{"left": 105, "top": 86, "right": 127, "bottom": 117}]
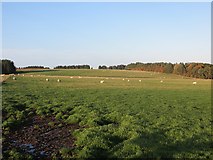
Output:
[
  {"left": 18, "top": 68, "right": 190, "bottom": 79},
  {"left": 2, "top": 69, "right": 212, "bottom": 159}
]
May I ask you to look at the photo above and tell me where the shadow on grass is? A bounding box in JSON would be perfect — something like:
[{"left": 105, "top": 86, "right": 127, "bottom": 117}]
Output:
[{"left": 130, "top": 129, "right": 212, "bottom": 159}]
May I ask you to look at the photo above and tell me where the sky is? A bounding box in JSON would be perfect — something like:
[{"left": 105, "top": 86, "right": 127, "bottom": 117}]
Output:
[{"left": 2, "top": 2, "right": 211, "bottom": 68}]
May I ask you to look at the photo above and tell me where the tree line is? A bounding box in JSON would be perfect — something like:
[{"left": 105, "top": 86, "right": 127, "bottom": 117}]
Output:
[
  {"left": 54, "top": 65, "right": 90, "bottom": 69},
  {"left": 0, "top": 59, "right": 16, "bottom": 74},
  {"left": 19, "top": 66, "right": 50, "bottom": 69},
  {"left": 98, "top": 64, "right": 126, "bottom": 70},
  {"left": 126, "top": 62, "right": 213, "bottom": 79},
  {"left": 1, "top": 59, "right": 212, "bottom": 79}
]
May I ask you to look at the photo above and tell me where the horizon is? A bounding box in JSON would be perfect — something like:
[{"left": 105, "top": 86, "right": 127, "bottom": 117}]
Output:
[
  {"left": 2, "top": 2, "right": 211, "bottom": 69},
  {"left": 8, "top": 60, "right": 212, "bottom": 70}
]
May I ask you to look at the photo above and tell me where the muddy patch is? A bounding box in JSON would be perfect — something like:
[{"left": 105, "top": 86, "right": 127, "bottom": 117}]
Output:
[{"left": 3, "top": 115, "right": 80, "bottom": 159}]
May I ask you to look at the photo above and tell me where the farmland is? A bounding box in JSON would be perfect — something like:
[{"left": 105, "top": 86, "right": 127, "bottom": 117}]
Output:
[{"left": 2, "top": 69, "right": 212, "bottom": 159}]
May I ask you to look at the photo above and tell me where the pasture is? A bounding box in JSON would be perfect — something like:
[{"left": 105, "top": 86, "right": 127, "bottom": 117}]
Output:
[{"left": 2, "top": 69, "right": 212, "bottom": 159}]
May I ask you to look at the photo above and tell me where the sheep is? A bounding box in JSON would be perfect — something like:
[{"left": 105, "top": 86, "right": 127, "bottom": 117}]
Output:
[
  {"left": 57, "top": 79, "right": 61, "bottom": 82},
  {"left": 160, "top": 80, "right": 163, "bottom": 83},
  {"left": 70, "top": 77, "right": 73, "bottom": 79},
  {"left": 78, "top": 76, "right": 81, "bottom": 79},
  {"left": 30, "top": 75, "right": 33, "bottom": 77},
  {"left": 22, "top": 74, "right": 25, "bottom": 76},
  {"left": 46, "top": 79, "right": 49, "bottom": 81},
  {"left": 123, "top": 78, "right": 125, "bottom": 81},
  {"left": 139, "top": 80, "right": 142, "bottom": 82},
  {"left": 13, "top": 77, "right": 16, "bottom": 80},
  {"left": 100, "top": 80, "right": 104, "bottom": 84},
  {"left": 192, "top": 81, "right": 197, "bottom": 85},
  {"left": 127, "top": 80, "right": 130, "bottom": 82}
]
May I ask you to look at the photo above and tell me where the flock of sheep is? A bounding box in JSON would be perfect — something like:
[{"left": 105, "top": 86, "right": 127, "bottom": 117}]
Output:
[
  {"left": 43, "top": 77, "right": 197, "bottom": 85},
  {"left": 99, "top": 79, "right": 142, "bottom": 84},
  {"left": 8, "top": 74, "right": 198, "bottom": 85}
]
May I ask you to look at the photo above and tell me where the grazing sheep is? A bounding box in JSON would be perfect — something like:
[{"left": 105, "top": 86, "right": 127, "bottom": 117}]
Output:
[
  {"left": 139, "top": 80, "right": 142, "bottom": 82},
  {"left": 13, "top": 77, "right": 16, "bottom": 80},
  {"left": 46, "top": 79, "right": 49, "bottom": 81},
  {"left": 22, "top": 74, "right": 25, "bottom": 76},
  {"left": 160, "top": 80, "right": 163, "bottom": 83},
  {"left": 123, "top": 78, "right": 125, "bottom": 81},
  {"left": 100, "top": 80, "right": 104, "bottom": 83},
  {"left": 70, "top": 77, "right": 73, "bottom": 79},
  {"left": 192, "top": 81, "right": 197, "bottom": 85},
  {"left": 57, "top": 79, "right": 61, "bottom": 82},
  {"left": 127, "top": 80, "right": 130, "bottom": 82}
]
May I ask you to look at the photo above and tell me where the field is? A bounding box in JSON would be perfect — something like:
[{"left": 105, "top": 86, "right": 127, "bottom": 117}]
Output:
[{"left": 2, "top": 69, "right": 212, "bottom": 159}]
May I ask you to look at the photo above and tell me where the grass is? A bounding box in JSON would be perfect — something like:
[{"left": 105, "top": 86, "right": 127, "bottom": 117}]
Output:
[
  {"left": 18, "top": 68, "right": 190, "bottom": 79},
  {"left": 2, "top": 69, "right": 212, "bottom": 159}
]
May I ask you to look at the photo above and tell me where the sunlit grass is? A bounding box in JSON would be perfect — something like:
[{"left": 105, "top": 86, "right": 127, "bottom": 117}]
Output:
[{"left": 3, "top": 70, "right": 212, "bottom": 159}]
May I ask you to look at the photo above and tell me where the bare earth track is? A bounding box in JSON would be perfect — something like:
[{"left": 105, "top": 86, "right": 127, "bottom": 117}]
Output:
[{"left": 3, "top": 115, "right": 80, "bottom": 159}]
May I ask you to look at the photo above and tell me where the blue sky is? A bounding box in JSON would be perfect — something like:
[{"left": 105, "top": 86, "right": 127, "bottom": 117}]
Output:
[{"left": 2, "top": 2, "right": 211, "bottom": 68}]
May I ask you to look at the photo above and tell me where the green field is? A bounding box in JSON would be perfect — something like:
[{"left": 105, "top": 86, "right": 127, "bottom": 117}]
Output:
[
  {"left": 2, "top": 69, "right": 212, "bottom": 159},
  {"left": 18, "top": 69, "right": 188, "bottom": 79}
]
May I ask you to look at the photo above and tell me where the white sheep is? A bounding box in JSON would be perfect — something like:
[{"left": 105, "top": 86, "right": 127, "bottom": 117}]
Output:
[
  {"left": 22, "top": 74, "right": 25, "bottom": 76},
  {"left": 160, "top": 80, "right": 163, "bottom": 83},
  {"left": 100, "top": 80, "right": 104, "bottom": 83},
  {"left": 123, "top": 78, "right": 125, "bottom": 81},
  {"left": 13, "top": 77, "right": 16, "bottom": 80},
  {"left": 46, "top": 79, "right": 49, "bottom": 81},
  {"left": 192, "top": 81, "right": 197, "bottom": 85},
  {"left": 57, "top": 79, "right": 61, "bottom": 82},
  {"left": 139, "top": 80, "right": 142, "bottom": 82},
  {"left": 70, "top": 77, "right": 73, "bottom": 79},
  {"left": 78, "top": 76, "right": 81, "bottom": 79},
  {"left": 127, "top": 80, "right": 130, "bottom": 82}
]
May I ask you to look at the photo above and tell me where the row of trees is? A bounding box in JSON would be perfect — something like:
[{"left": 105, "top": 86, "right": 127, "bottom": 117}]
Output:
[
  {"left": 98, "top": 64, "right": 126, "bottom": 70},
  {"left": 19, "top": 66, "right": 50, "bottom": 69},
  {"left": 126, "top": 62, "right": 213, "bottom": 79},
  {"left": 1, "top": 59, "right": 212, "bottom": 79},
  {"left": 0, "top": 59, "right": 16, "bottom": 74},
  {"left": 54, "top": 65, "right": 90, "bottom": 69}
]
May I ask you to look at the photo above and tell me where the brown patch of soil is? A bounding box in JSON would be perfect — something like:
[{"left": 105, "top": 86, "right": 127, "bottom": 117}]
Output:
[{"left": 4, "top": 115, "right": 80, "bottom": 159}]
